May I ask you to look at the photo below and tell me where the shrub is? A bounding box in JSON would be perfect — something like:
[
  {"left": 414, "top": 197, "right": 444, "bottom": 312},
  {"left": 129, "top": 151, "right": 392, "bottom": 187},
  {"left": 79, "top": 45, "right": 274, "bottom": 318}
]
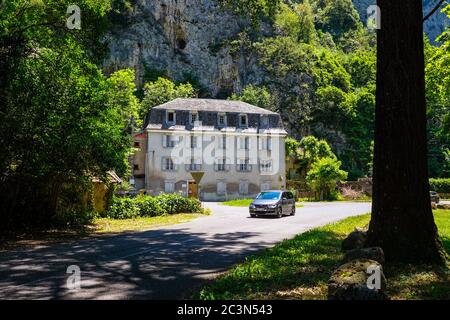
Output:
[
  {"left": 429, "top": 178, "right": 450, "bottom": 193},
  {"left": 155, "top": 193, "right": 202, "bottom": 214},
  {"left": 106, "top": 194, "right": 203, "bottom": 219},
  {"left": 306, "top": 157, "right": 348, "bottom": 200},
  {"left": 107, "top": 197, "right": 140, "bottom": 219},
  {"left": 135, "top": 195, "right": 164, "bottom": 217}
]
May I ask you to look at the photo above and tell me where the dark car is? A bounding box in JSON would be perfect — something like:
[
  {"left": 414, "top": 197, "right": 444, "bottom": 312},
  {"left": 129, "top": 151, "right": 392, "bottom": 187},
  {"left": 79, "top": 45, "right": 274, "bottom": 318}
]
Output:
[
  {"left": 430, "top": 191, "right": 440, "bottom": 203},
  {"left": 249, "top": 190, "right": 296, "bottom": 218}
]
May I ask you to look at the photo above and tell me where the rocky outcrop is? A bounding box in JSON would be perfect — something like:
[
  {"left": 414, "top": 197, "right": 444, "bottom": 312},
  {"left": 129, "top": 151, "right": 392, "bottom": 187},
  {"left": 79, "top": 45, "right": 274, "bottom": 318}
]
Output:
[
  {"left": 352, "top": 0, "right": 449, "bottom": 44},
  {"left": 328, "top": 259, "right": 388, "bottom": 300},
  {"left": 103, "top": 0, "right": 265, "bottom": 96},
  {"left": 103, "top": 0, "right": 449, "bottom": 96}
]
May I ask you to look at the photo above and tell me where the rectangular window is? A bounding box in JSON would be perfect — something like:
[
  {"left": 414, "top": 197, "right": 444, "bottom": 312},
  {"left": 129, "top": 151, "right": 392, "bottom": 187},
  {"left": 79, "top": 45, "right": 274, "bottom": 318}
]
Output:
[
  {"left": 260, "top": 115, "right": 269, "bottom": 127},
  {"left": 239, "top": 114, "right": 248, "bottom": 127},
  {"left": 261, "top": 182, "right": 271, "bottom": 191},
  {"left": 218, "top": 136, "right": 226, "bottom": 149},
  {"left": 162, "top": 158, "right": 175, "bottom": 171},
  {"left": 260, "top": 160, "right": 273, "bottom": 173},
  {"left": 259, "top": 137, "right": 272, "bottom": 150},
  {"left": 218, "top": 113, "right": 226, "bottom": 126},
  {"left": 186, "top": 159, "right": 201, "bottom": 171},
  {"left": 217, "top": 181, "right": 227, "bottom": 195},
  {"left": 133, "top": 164, "right": 139, "bottom": 171},
  {"left": 190, "top": 136, "right": 198, "bottom": 149},
  {"left": 134, "top": 141, "right": 141, "bottom": 148},
  {"left": 163, "top": 135, "right": 178, "bottom": 148},
  {"left": 238, "top": 137, "right": 250, "bottom": 150},
  {"left": 216, "top": 158, "right": 227, "bottom": 172},
  {"left": 164, "top": 181, "right": 175, "bottom": 193},
  {"left": 166, "top": 111, "right": 176, "bottom": 124},
  {"left": 190, "top": 112, "right": 198, "bottom": 125},
  {"left": 238, "top": 159, "right": 251, "bottom": 172},
  {"left": 239, "top": 180, "right": 249, "bottom": 195}
]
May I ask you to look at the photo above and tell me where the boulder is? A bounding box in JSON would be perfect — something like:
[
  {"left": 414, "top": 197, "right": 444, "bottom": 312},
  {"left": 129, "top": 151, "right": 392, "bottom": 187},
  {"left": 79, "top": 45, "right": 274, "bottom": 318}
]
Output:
[
  {"left": 328, "top": 259, "right": 388, "bottom": 300},
  {"left": 431, "top": 202, "right": 437, "bottom": 210},
  {"left": 343, "top": 247, "right": 385, "bottom": 266},
  {"left": 436, "top": 203, "right": 450, "bottom": 210},
  {"left": 341, "top": 229, "right": 367, "bottom": 251}
]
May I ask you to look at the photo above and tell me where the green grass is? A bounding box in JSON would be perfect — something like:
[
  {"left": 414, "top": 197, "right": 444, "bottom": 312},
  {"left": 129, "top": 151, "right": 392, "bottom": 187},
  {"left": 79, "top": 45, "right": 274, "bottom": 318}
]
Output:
[
  {"left": 93, "top": 213, "right": 207, "bottom": 233},
  {"left": 222, "top": 199, "right": 304, "bottom": 208},
  {"left": 197, "top": 210, "right": 450, "bottom": 300}
]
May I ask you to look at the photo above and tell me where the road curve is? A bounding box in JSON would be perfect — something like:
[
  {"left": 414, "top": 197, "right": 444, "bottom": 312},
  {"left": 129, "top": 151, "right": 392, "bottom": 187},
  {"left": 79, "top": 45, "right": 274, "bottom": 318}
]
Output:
[{"left": 0, "top": 202, "right": 370, "bottom": 300}]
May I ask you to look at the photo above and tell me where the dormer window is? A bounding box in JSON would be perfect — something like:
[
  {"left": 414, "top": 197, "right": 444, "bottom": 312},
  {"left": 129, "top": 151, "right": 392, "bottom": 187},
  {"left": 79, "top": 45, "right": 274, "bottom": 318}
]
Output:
[
  {"left": 190, "top": 112, "right": 198, "bottom": 125},
  {"left": 218, "top": 113, "right": 227, "bottom": 126},
  {"left": 261, "top": 115, "right": 269, "bottom": 127},
  {"left": 166, "top": 110, "right": 176, "bottom": 125},
  {"left": 239, "top": 114, "right": 248, "bottom": 127}
]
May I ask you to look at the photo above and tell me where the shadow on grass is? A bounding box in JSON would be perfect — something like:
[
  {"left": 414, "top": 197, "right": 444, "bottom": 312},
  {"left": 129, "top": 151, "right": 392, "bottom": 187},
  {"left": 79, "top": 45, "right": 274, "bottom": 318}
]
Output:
[{"left": 197, "top": 229, "right": 347, "bottom": 300}]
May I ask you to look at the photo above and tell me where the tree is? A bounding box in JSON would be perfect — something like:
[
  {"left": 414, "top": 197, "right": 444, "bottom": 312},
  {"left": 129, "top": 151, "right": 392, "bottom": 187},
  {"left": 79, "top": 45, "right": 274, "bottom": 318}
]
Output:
[
  {"left": 306, "top": 157, "right": 347, "bottom": 200},
  {"left": 230, "top": 84, "right": 273, "bottom": 110},
  {"left": 366, "top": 1, "right": 446, "bottom": 264},
  {"left": 140, "top": 77, "right": 196, "bottom": 120}
]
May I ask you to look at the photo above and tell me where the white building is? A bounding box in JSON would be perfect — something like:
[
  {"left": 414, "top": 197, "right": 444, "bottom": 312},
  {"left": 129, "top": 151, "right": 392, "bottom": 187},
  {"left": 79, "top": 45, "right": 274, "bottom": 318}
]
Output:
[{"left": 133, "top": 98, "right": 287, "bottom": 201}]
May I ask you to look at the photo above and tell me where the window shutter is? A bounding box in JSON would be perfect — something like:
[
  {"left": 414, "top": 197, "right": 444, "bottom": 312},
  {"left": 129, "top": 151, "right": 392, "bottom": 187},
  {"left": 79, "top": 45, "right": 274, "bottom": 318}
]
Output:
[
  {"left": 267, "top": 137, "right": 272, "bottom": 150},
  {"left": 185, "top": 135, "right": 191, "bottom": 147},
  {"left": 162, "top": 135, "right": 167, "bottom": 147},
  {"left": 248, "top": 137, "right": 252, "bottom": 150}
]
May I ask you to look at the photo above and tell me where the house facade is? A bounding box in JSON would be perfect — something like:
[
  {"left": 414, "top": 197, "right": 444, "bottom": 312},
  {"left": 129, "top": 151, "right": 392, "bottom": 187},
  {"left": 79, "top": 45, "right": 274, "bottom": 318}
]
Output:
[{"left": 132, "top": 98, "right": 287, "bottom": 201}]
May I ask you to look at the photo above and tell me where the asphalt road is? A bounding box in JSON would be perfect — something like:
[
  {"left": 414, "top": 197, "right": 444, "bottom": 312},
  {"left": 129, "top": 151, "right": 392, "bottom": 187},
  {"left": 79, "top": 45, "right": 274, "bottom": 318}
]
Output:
[{"left": 0, "top": 202, "right": 371, "bottom": 300}]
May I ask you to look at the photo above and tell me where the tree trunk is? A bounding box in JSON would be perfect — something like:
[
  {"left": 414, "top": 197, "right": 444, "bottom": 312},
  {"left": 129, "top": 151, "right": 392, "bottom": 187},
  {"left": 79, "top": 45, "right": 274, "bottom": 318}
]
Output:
[{"left": 366, "top": 0, "right": 446, "bottom": 264}]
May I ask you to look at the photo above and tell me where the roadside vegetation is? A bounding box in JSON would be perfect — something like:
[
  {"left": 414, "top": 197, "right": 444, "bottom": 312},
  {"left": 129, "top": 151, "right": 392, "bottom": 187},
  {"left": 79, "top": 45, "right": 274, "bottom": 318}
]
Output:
[
  {"left": 222, "top": 199, "right": 304, "bottom": 208},
  {"left": 197, "top": 210, "right": 450, "bottom": 300}
]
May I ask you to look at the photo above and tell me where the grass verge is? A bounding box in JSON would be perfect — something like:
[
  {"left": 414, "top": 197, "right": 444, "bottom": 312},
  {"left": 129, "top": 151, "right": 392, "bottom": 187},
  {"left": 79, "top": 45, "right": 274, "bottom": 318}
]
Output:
[{"left": 197, "top": 210, "right": 450, "bottom": 300}]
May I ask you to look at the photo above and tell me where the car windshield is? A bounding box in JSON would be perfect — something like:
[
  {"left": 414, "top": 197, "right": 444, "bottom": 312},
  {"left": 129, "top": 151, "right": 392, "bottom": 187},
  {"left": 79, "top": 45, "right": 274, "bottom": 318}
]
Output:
[{"left": 256, "top": 192, "right": 281, "bottom": 200}]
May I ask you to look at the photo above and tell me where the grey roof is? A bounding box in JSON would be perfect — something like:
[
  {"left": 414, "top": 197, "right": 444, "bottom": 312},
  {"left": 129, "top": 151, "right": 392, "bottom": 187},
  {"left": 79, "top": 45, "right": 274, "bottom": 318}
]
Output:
[{"left": 153, "top": 98, "right": 278, "bottom": 115}]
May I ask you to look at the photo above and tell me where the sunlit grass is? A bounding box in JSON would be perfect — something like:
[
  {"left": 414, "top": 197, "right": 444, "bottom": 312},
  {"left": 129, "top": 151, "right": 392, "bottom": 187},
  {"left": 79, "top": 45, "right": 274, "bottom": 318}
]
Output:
[{"left": 198, "top": 210, "right": 450, "bottom": 300}]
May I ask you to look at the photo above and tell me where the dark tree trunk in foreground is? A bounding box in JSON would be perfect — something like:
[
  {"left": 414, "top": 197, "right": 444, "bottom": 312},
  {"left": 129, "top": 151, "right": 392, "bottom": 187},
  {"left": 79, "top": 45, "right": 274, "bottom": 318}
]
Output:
[{"left": 366, "top": 0, "right": 446, "bottom": 264}]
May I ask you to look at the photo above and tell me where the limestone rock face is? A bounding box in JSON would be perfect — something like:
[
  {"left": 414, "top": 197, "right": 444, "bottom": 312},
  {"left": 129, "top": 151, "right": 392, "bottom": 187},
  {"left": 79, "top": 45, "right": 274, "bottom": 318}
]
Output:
[
  {"left": 328, "top": 259, "right": 388, "bottom": 300},
  {"left": 103, "top": 0, "right": 449, "bottom": 96},
  {"left": 103, "top": 0, "right": 264, "bottom": 96}
]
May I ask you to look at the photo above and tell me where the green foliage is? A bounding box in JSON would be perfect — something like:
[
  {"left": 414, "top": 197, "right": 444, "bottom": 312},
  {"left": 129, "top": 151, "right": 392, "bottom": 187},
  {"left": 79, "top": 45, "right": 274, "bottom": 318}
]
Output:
[
  {"left": 229, "top": 84, "right": 273, "bottom": 109},
  {"left": 429, "top": 178, "right": 450, "bottom": 193},
  {"left": 306, "top": 157, "right": 348, "bottom": 200},
  {"left": 0, "top": 0, "right": 135, "bottom": 234},
  {"left": 141, "top": 77, "right": 196, "bottom": 119},
  {"left": 218, "top": 0, "right": 281, "bottom": 27},
  {"left": 106, "top": 194, "right": 203, "bottom": 219},
  {"left": 425, "top": 5, "right": 450, "bottom": 178},
  {"left": 274, "top": 1, "right": 316, "bottom": 43},
  {"left": 107, "top": 197, "right": 140, "bottom": 219}
]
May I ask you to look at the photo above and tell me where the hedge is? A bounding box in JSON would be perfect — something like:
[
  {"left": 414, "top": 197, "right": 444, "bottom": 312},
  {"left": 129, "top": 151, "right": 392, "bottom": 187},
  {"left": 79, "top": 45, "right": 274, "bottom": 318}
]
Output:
[
  {"left": 106, "top": 193, "right": 202, "bottom": 219},
  {"left": 429, "top": 178, "right": 450, "bottom": 193}
]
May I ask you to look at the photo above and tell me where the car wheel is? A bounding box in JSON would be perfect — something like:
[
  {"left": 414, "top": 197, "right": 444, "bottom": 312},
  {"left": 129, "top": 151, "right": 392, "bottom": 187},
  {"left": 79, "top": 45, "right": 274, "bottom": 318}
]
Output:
[
  {"left": 291, "top": 206, "right": 296, "bottom": 216},
  {"left": 250, "top": 214, "right": 257, "bottom": 218},
  {"left": 277, "top": 207, "right": 283, "bottom": 218}
]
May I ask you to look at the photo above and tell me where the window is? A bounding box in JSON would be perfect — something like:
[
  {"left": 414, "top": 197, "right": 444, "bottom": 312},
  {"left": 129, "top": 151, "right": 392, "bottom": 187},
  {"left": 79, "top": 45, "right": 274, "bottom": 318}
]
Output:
[
  {"left": 218, "top": 113, "right": 226, "bottom": 126},
  {"left": 239, "top": 114, "right": 248, "bottom": 127},
  {"left": 166, "top": 110, "right": 176, "bottom": 124},
  {"left": 217, "top": 181, "right": 227, "bottom": 195},
  {"left": 186, "top": 159, "right": 201, "bottom": 171},
  {"left": 239, "top": 180, "right": 249, "bottom": 195},
  {"left": 259, "top": 137, "right": 272, "bottom": 150},
  {"left": 260, "top": 160, "right": 273, "bottom": 173},
  {"left": 218, "top": 136, "right": 226, "bottom": 149},
  {"left": 260, "top": 115, "right": 269, "bottom": 127},
  {"left": 133, "top": 164, "right": 139, "bottom": 171},
  {"left": 216, "top": 158, "right": 227, "bottom": 172},
  {"left": 237, "top": 159, "right": 251, "bottom": 172},
  {"left": 163, "top": 135, "right": 178, "bottom": 148},
  {"left": 190, "top": 112, "right": 198, "bottom": 125},
  {"left": 261, "top": 182, "right": 271, "bottom": 191},
  {"left": 190, "top": 136, "right": 198, "bottom": 149},
  {"left": 162, "top": 158, "right": 175, "bottom": 171},
  {"left": 164, "top": 180, "right": 175, "bottom": 193},
  {"left": 134, "top": 141, "right": 141, "bottom": 148},
  {"left": 238, "top": 137, "right": 250, "bottom": 150}
]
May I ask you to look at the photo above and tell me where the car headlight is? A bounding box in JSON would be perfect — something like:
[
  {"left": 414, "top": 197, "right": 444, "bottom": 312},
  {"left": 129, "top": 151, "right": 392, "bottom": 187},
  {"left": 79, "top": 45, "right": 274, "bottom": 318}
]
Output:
[
  {"left": 268, "top": 204, "right": 278, "bottom": 209},
  {"left": 249, "top": 204, "right": 256, "bottom": 209}
]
